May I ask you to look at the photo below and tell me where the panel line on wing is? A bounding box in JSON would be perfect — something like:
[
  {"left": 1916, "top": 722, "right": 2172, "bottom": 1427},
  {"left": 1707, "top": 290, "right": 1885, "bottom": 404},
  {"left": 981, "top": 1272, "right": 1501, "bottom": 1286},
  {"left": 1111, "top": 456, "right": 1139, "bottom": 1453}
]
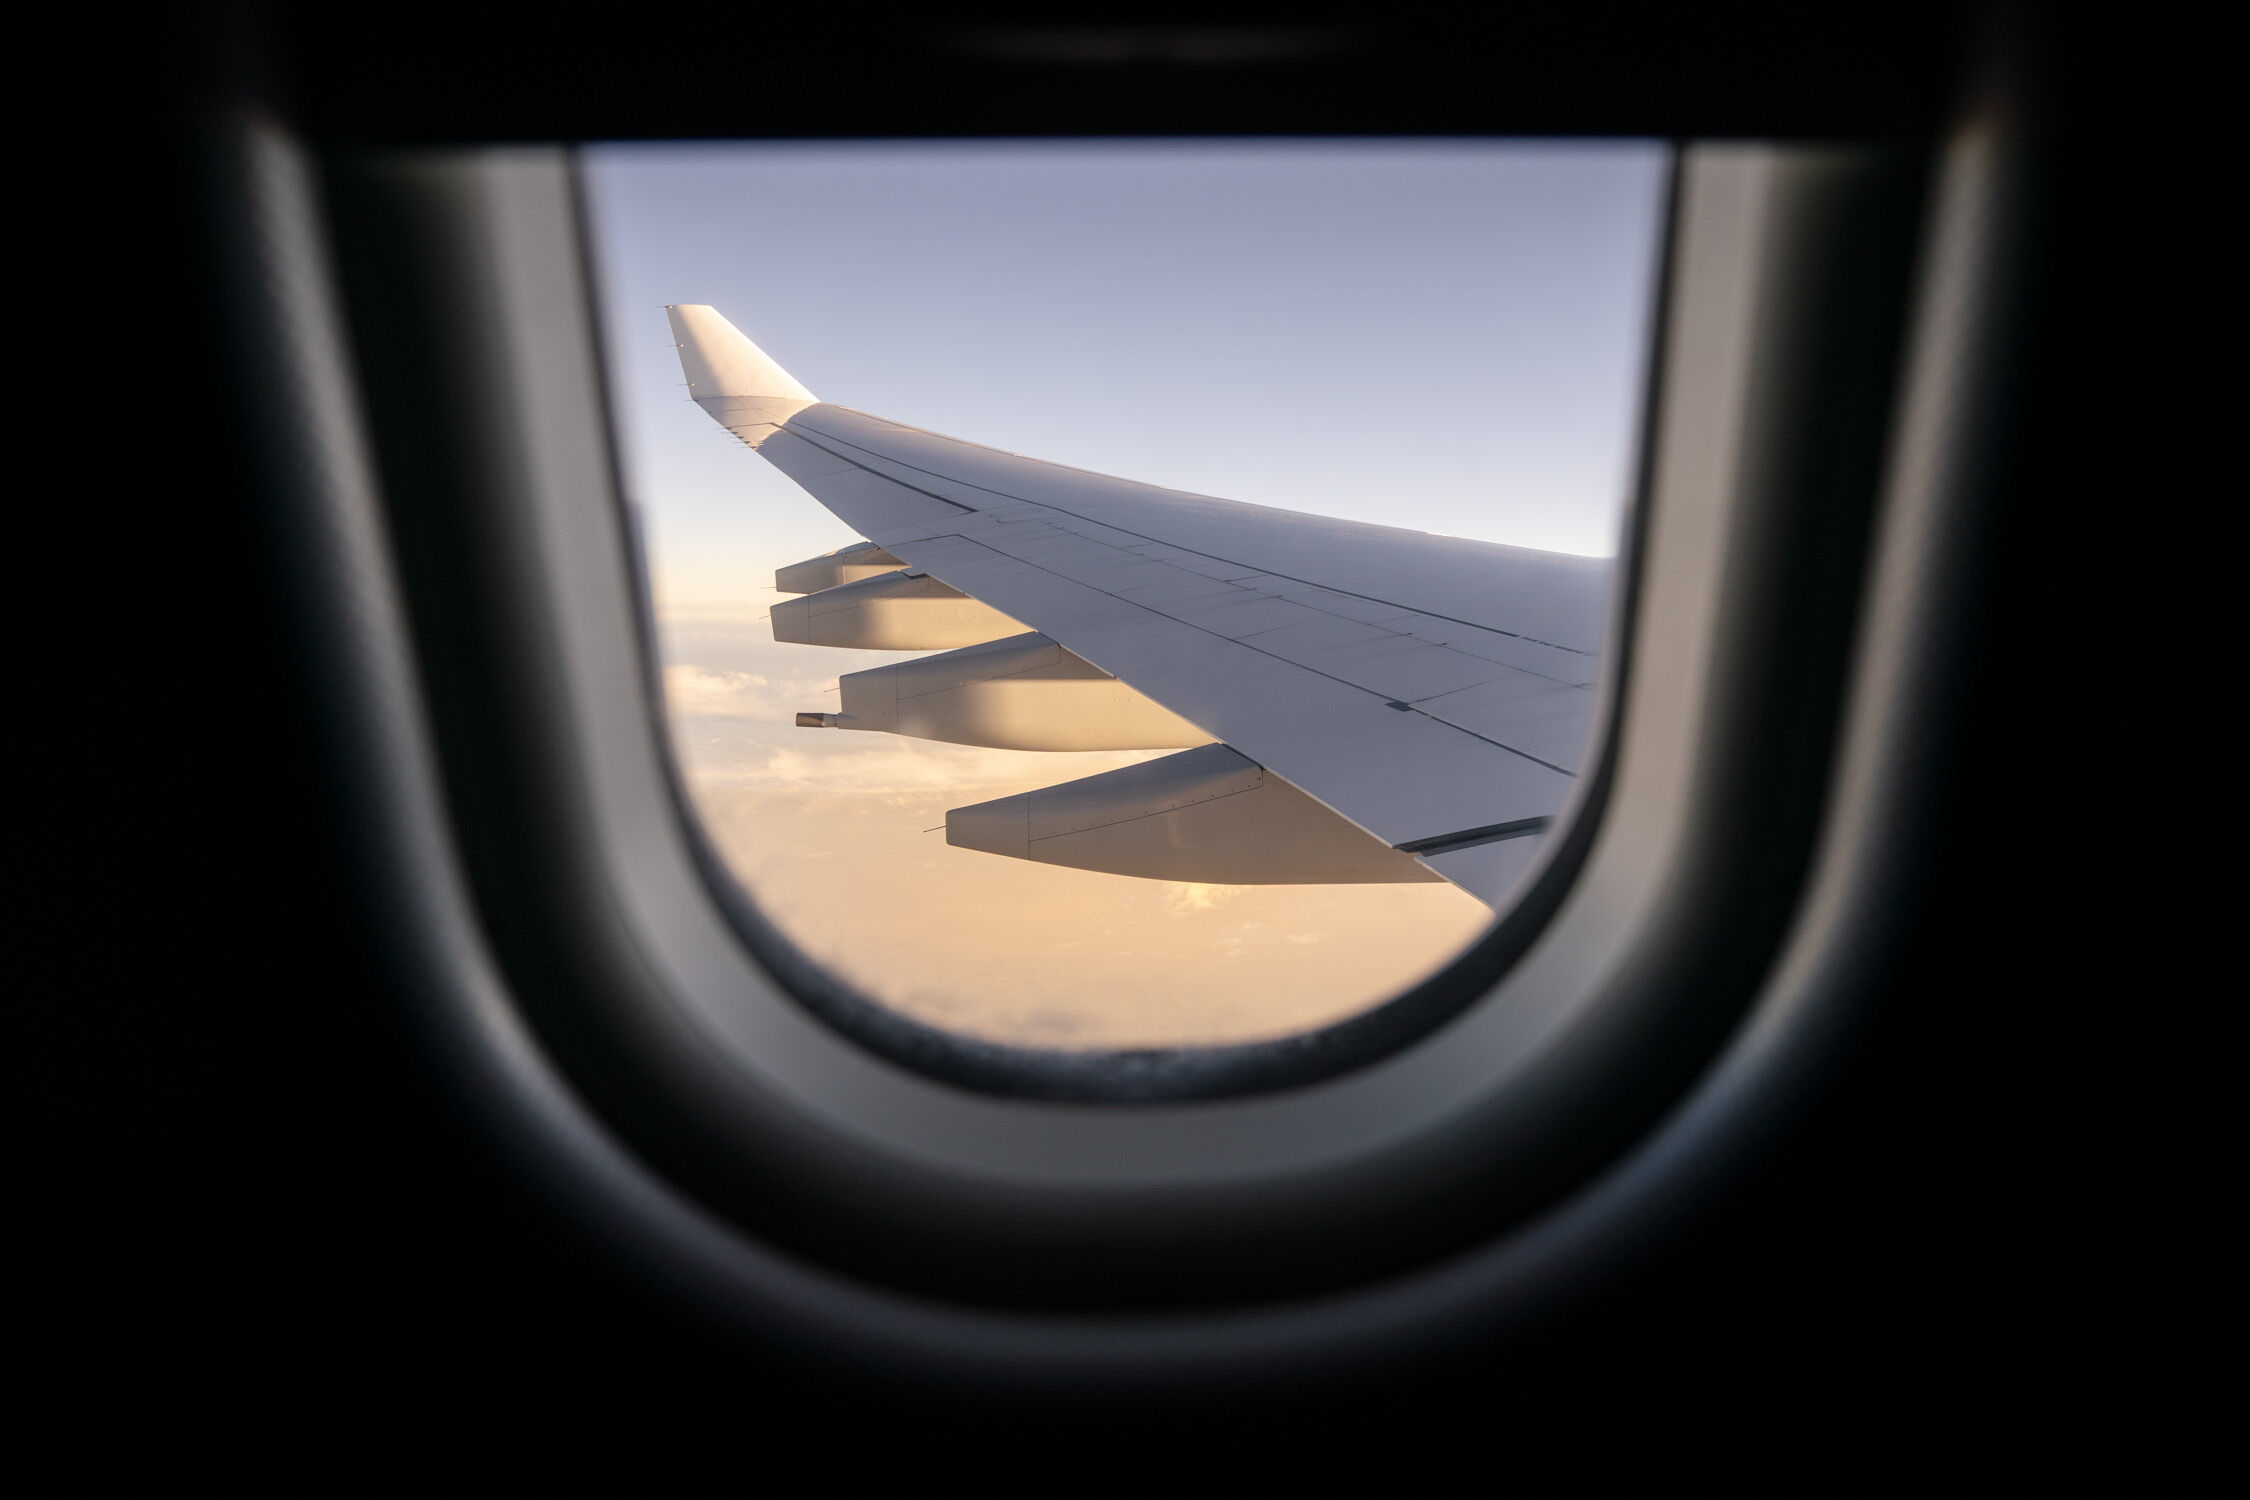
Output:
[
  {"left": 898, "top": 530, "right": 1581, "bottom": 778},
  {"left": 778, "top": 423, "right": 1591, "bottom": 708},
  {"left": 790, "top": 411, "right": 1596, "bottom": 658},
  {"left": 780, "top": 429, "right": 979, "bottom": 515}
]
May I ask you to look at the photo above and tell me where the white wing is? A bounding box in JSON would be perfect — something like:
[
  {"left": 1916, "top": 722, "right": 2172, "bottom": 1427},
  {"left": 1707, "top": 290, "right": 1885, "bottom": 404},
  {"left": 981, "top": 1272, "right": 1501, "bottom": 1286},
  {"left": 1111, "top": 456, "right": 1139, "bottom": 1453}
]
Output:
[{"left": 667, "top": 305, "right": 1610, "bottom": 908}]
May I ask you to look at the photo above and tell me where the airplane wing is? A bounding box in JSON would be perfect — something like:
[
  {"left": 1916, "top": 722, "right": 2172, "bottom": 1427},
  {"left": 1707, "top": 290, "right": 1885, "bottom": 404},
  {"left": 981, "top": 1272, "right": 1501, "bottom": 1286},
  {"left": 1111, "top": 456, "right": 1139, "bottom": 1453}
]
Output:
[{"left": 666, "top": 305, "right": 1610, "bottom": 908}]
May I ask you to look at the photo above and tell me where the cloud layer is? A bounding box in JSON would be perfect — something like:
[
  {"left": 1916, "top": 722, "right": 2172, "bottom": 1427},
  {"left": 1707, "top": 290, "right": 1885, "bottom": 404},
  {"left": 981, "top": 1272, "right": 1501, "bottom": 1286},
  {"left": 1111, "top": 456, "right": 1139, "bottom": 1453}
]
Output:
[{"left": 659, "top": 615, "right": 1492, "bottom": 1050}]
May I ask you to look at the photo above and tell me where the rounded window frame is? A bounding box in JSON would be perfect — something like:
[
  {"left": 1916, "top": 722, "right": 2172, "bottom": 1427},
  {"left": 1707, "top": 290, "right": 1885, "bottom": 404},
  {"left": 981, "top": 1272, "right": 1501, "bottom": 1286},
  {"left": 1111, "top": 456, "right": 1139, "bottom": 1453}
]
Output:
[{"left": 261, "top": 95, "right": 2015, "bottom": 1352}]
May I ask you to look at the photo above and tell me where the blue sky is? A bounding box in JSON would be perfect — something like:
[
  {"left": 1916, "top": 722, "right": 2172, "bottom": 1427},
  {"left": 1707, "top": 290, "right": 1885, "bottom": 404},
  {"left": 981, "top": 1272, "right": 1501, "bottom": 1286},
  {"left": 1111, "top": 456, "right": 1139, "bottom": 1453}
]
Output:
[{"left": 582, "top": 139, "right": 1668, "bottom": 606}]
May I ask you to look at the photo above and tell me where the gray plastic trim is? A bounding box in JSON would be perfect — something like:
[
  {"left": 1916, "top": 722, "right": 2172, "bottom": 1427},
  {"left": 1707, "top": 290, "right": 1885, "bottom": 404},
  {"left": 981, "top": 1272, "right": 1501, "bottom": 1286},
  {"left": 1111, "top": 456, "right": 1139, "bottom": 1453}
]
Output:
[{"left": 220, "top": 93, "right": 2018, "bottom": 1389}]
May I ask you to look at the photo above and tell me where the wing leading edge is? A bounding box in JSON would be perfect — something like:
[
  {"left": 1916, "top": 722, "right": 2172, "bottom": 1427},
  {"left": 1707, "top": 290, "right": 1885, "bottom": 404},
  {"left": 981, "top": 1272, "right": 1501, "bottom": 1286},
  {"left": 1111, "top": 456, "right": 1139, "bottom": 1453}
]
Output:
[{"left": 666, "top": 304, "right": 1610, "bottom": 908}]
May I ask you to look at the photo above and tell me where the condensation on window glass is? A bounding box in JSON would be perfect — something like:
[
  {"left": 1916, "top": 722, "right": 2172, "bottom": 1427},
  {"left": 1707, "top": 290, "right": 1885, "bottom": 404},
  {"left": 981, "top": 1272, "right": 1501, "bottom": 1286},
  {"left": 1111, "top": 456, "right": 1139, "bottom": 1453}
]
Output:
[{"left": 582, "top": 141, "right": 1666, "bottom": 1052}]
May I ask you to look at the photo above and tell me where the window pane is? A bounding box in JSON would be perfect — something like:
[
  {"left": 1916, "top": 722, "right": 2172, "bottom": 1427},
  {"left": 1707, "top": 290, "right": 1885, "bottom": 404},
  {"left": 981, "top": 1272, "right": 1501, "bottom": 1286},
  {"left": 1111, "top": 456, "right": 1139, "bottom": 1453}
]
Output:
[{"left": 582, "top": 141, "right": 1664, "bottom": 1052}]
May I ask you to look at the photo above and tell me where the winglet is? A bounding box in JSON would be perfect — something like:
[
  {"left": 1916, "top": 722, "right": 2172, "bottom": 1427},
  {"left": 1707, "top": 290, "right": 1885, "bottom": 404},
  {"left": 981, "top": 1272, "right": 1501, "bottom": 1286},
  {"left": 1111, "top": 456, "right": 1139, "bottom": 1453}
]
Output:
[
  {"left": 665, "top": 305, "right": 815, "bottom": 442},
  {"left": 666, "top": 305, "right": 814, "bottom": 400}
]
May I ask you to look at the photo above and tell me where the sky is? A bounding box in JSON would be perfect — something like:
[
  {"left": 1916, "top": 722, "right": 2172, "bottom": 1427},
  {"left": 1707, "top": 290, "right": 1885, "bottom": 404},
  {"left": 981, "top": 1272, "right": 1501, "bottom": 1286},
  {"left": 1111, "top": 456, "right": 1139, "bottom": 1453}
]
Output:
[{"left": 580, "top": 140, "right": 1667, "bottom": 1049}]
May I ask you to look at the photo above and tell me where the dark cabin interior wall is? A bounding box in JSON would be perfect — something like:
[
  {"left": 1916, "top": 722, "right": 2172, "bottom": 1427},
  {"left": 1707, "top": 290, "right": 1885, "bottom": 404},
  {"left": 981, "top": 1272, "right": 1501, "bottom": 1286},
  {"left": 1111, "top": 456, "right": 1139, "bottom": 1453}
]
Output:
[{"left": 20, "top": 6, "right": 2225, "bottom": 1484}]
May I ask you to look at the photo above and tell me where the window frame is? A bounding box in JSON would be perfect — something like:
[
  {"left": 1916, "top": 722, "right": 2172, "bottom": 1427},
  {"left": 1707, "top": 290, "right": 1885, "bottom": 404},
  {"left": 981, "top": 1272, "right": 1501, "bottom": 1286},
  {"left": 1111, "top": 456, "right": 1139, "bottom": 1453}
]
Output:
[{"left": 224, "top": 82, "right": 2022, "bottom": 1383}]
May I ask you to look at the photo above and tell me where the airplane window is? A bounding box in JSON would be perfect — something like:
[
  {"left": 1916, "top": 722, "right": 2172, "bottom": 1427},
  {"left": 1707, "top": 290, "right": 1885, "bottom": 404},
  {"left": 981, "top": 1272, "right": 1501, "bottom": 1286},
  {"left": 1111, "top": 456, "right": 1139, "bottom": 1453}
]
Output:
[{"left": 580, "top": 141, "right": 1667, "bottom": 1055}]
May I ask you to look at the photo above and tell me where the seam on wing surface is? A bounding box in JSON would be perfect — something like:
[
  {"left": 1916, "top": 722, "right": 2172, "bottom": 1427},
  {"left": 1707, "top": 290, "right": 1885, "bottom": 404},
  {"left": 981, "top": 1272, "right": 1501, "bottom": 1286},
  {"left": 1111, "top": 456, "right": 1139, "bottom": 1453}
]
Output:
[{"left": 788, "top": 413, "right": 1599, "bottom": 659}]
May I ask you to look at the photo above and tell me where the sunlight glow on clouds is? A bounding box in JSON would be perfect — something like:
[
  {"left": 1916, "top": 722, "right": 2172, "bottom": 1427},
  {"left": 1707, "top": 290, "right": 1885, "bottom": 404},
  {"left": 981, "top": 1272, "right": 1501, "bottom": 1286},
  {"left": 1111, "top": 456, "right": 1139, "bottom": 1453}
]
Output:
[
  {"left": 655, "top": 620, "right": 1492, "bottom": 1048},
  {"left": 662, "top": 665, "right": 771, "bottom": 716}
]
